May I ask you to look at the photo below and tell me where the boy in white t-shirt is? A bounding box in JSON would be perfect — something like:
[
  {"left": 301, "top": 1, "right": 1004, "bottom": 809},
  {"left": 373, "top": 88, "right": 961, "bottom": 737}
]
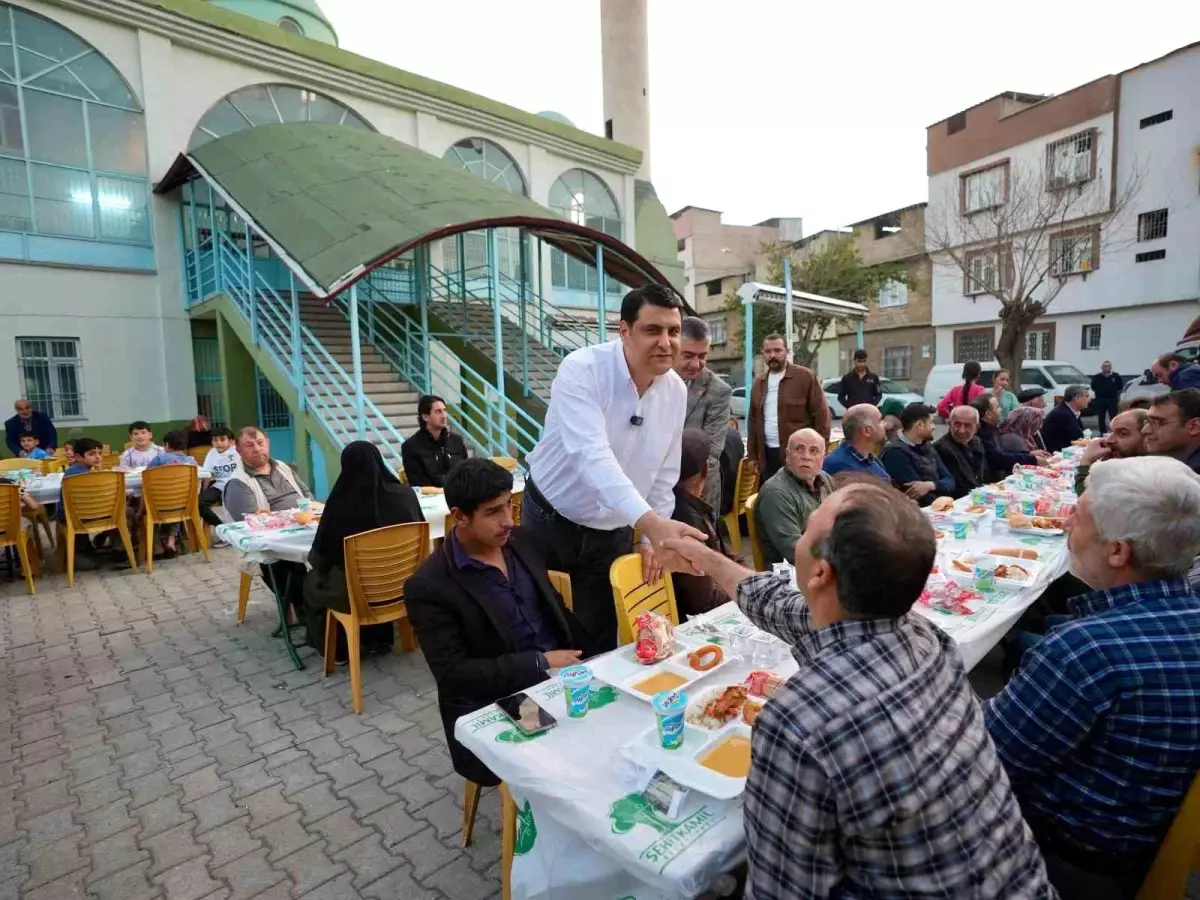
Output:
[
  {"left": 120, "top": 421, "right": 161, "bottom": 468},
  {"left": 200, "top": 426, "right": 239, "bottom": 529}
]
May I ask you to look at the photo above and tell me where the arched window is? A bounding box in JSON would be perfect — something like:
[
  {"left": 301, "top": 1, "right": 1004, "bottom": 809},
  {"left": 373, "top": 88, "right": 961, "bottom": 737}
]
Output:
[
  {"left": 442, "top": 138, "right": 526, "bottom": 196},
  {"left": 278, "top": 17, "right": 304, "bottom": 36},
  {"left": 0, "top": 2, "right": 150, "bottom": 245},
  {"left": 443, "top": 138, "right": 527, "bottom": 283},
  {"left": 548, "top": 169, "right": 622, "bottom": 297},
  {"left": 189, "top": 84, "right": 371, "bottom": 150}
]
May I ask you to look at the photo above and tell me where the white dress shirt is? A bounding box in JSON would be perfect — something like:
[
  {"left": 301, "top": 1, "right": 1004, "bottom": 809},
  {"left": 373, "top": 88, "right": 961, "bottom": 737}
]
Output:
[
  {"left": 526, "top": 339, "right": 687, "bottom": 531},
  {"left": 764, "top": 371, "right": 784, "bottom": 448}
]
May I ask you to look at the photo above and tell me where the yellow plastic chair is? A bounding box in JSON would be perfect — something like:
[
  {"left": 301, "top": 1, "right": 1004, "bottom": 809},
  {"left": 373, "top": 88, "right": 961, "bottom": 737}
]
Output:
[
  {"left": 141, "top": 464, "right": 209, "bottom": 571},
  {"left": 236, "top": 570, "right": 253, "bottom": 624},
  {"left": 1137, "top": 771, "right": 1200, "bottom": 899},
  {"left": 325, "top": 521, "right": 429, "bottom": 713},
  {"left": 743, "top": 492, "right": 767, "bottom": 572},
  {"left": 722, "top": 457, "right": 760, "bottom": 554},
  {"left": 58, "top": 471, "right": 137, "bottom": 586},
  {"left": 52, "top": 447, "right": 66, "bottom": 459},
  {"left": 398, "top": 467, "right": 408, "bottom": 485},
  {"left": 511, "top": 490, "right": 523, "bottom": 526},
  {"left": 548, "top": 569, "right": 572, "bottom": 611},
  {"left": 490, "top": 456, "right": 519, "bottom": 471},
  {"left": 100, "top": 453, "right": 122, "bottom": 470},
  {"left": 609, "top": 552, "right": 680, "bottom": 646},
  {"left": 188, "top": 445, "right": 211, "bottom": 467},
  {"left": 0, "top": 458, "right": 43, "bottom": 473},
  {"left": 0, "top": 483, "right": 38, "bottom": 594},
  {"left": 41, "top": 458, "right": 65, "bottom": 475},
  {"left": 123, "top": 441, "right": 135, "bottom": 449}
]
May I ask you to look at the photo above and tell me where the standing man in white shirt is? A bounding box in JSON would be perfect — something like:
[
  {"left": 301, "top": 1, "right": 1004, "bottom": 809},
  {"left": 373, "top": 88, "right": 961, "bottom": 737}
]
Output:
[
  {"left": 523, "top": 284, "right": 706, "bottom": 651},
  {"left": 746, "top": 333, "right": 830, "bottom": 482}
]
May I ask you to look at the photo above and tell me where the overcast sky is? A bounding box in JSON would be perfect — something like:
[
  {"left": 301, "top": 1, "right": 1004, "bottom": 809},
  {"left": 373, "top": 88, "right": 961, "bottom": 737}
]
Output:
[{"left": 333, "top": 1, "right": 1200, "bottom": 235}]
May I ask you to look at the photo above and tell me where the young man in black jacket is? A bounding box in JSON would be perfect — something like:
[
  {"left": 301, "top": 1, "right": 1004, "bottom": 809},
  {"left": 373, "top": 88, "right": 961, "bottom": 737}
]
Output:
[
  {"left": 1040, "top": 385, "right": 1089, "bottom": 454},
  {"left": 400, "top": 394, "right": 469, "bottom": 487},
  {"left": 880, "top": 403, "right": 955, "bottom": 506},
  {"left": 837, "top": 349, "right": 882, "bottom": 410},
  {"left": 405, "top": 459, "right": 592, "bottom": 786}
]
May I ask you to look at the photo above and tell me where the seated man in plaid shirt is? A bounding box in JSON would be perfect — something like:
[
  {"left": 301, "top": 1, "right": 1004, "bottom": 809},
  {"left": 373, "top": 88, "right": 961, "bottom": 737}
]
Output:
[
  {"left": 666, "top": 482, "right": 1052, "bottom": 899},
  {"left": 986, "top": 455, "right": 1200, "bottom": 899}
]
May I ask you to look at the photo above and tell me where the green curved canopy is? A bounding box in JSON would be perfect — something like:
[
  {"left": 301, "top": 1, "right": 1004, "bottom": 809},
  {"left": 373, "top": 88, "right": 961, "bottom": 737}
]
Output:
[{"left": 157, "top": 123, "right": 677, "bottom": 299}]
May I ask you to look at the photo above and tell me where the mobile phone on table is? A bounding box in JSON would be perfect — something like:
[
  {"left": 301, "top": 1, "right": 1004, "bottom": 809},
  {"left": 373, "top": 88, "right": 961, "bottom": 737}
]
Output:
[{"left": 496, "top": 692, "right": 557, "bottom": 736}]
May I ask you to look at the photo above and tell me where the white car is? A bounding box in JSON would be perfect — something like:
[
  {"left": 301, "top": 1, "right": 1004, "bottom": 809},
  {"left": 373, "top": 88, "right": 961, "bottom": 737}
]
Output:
[
  {"left": 730, "top": 385, "right": 748, "bottom": 420},
  {"left": 822, "top": 377, "right": 924, "bottom": 420}
]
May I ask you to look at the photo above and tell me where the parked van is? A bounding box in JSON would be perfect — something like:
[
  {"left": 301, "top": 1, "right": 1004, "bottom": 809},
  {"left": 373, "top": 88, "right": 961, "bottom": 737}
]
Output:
[{"left": 923, "top": 360, "right": 1090, "bottom": 417}]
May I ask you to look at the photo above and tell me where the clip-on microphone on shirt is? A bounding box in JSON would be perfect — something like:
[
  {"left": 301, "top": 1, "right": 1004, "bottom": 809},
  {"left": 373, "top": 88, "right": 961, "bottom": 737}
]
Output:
[{"left": 629, "top": 415, "right": 644, "bottom": 426}]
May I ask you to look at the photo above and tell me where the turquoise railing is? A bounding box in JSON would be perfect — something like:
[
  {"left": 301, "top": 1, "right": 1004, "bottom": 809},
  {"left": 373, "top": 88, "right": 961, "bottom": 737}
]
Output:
[
  {"left": 190, "top": 226, "right": 412, "bottom": 465},
  {"left": 335, "top": 275, "right": 541, "bottom": 458}
]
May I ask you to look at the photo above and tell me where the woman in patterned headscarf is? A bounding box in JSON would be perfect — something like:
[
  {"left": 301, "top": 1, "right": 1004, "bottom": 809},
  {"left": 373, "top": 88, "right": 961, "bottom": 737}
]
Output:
[
  {"left": 186, "top": 415, "right": 213, "bottom": 449},
  {"left": 998, "top": 405, "right": 1046, "bottom": 454}
]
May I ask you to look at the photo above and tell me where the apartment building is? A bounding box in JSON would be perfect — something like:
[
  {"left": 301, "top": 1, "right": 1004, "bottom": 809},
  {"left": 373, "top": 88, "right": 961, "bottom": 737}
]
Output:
[
  {"left": 835, "top": 204, "right": 935, "bottom": 389},
  {"left": 926, "top": 44, "right": 1200, "bottom": 376},
  {"left": 671, "top": 207, "right": 801, "bottom": 384}
]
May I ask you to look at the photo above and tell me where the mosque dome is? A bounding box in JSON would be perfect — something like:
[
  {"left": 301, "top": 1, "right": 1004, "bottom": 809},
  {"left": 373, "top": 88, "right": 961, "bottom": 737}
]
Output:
[
  {"left": 205, "top": 0, "right": 338, "bottom": 46},
  {"left": 535, "top": 111, "right": 576, "bottom": 128}
]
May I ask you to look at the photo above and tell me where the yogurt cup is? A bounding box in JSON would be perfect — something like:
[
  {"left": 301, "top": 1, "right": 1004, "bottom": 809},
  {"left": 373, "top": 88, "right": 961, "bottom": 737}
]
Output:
[
  {"left": 970, "top": 488, "right": 989, "bottom": 506},
  {"left": 559, "top": 664, "right": 593, "bottom": 719},
  {"left": 994, "top": 497, "right": 1010, "bottom": 519},
  {"left": 973, "top": 556, "right": 998, "bottom": 593},
  {"left": 652, "top": 689, "right": 687, "bottom": 750},
  {"left": 1021, "top": 498, "right": 1036, "bottom": 517},
  {"left": 950, "top": 517, "right": 970, "bottom": 540}
]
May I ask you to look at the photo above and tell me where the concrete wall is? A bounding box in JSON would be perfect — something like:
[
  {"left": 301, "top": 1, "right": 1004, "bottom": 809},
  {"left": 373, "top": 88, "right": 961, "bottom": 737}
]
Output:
[{"left": 672, "top": 208, "right": 777, "bottom": 313}]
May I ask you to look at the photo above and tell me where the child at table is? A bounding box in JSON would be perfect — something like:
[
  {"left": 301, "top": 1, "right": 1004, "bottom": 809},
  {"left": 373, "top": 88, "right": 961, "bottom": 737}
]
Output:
[
  {"left": 17, "top": 433, "right": 50, "bottom": 460},
  {"left": 61, "top": 440, "right": 76, "bottom": 466},
  {"left": 200, "top": 426, "right": 238, "bottom": 530},
  {"left": 58, "top": 438, "right": 103, "bottom": 522},
  {"left": 120, "top": 421, "right": 160, "bottom": 468}
]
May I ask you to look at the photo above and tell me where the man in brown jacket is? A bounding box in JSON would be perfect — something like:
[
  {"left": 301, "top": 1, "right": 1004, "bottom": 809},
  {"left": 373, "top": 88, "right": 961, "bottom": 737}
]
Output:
[{"left": 747, "top": 333, "right": 831, "bottom": 481}]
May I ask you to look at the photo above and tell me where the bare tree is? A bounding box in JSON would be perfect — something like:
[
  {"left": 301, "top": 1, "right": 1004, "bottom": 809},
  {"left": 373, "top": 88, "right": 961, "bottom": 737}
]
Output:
[{"left": 926, "top": 149, "right": 1142, "bottom": 374}]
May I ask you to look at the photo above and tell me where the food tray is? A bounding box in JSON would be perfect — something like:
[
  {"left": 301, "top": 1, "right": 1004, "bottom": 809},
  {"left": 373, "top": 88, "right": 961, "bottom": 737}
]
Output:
[
  {"left": 944, "top": 553, "right": 1043, "bottom": 589},
  {"left": 589, "top": 637, "right": 735, "bottom": 703},
  {"left": 618, "top": 683, "right": 758, "bottom": 799},
  {"left": 1004, "top": 522, "right": 1065, "bottom": 537}
]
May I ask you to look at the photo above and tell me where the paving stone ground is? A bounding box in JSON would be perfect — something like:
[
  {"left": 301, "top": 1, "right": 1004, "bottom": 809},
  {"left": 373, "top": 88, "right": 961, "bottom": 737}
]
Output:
[{"left": 0, "top": 548, "right": 503, "bottom": 900}]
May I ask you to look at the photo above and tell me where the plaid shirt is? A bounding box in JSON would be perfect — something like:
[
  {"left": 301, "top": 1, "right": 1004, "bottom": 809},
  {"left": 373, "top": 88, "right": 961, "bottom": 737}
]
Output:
[
  {"left": 737, "top": 573, "right": 1052, "bottom": 899},
  {"left": 985, "top": 578, "right": 1200, "bottom": 859}
]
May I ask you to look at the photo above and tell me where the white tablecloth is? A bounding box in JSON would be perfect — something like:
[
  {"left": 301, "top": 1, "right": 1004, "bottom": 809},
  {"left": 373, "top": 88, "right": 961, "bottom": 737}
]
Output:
[
  {"left": 215, "top": 476, "right": 524, "bottom": 565},
  {"left": 457, "top": 468, "right": 1078, "bottom": 899},
  {"left": 19, "top": 468, "right": 211, "bottom": 505},
  {"left": 457, "top": 605, "right": 789, "bottom": 900}
]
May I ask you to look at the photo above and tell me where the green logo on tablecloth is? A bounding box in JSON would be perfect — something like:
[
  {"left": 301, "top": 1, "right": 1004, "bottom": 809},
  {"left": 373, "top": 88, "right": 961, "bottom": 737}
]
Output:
[
  {"left": 495, "top": 727, "right": 548, "bottom": 745},
  {"left": 608, "top": 793, "right": 720, "bottom": 873},
  {"left": 589, "top": 685, "right": 619, "bottom": 710},
  {"left": 513, "top": 799, "right": 537, "bottom": 856}
]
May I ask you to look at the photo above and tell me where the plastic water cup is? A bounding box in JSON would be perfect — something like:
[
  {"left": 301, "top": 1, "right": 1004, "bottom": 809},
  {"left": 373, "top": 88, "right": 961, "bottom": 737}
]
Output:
[
  {"left": 750, "top": 632, "right": 781, "bottom": 668},
  {"left": 973, "top": 556, "right": 998, "bottom": 593},
  {"left": 1021, "top": 472, "right": 1037, "bottom": 490},
  {"left": 652, "top": 690, "right": 687, "bottom": 750},
  {"left": 559, "top": 664, "right": 593, "bottom": 720},
  {"left": 994, "top": 498, "right": 1009, "bottom": 519},
  {"left": 951, "top": 517, "right": 970, "bottom": 540},
  {"left": 722, "top": 623, "right": 755, "bottom": 658},
  {"left": 1021, "top": 498, "right": 1036, "bottom": 517},
  {"left": 970, "top": 489, "right": 989, "bottom": 506}
]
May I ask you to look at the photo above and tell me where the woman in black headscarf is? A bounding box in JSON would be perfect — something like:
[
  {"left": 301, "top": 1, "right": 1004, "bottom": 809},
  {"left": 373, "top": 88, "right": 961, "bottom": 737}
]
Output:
[{"left": 303, "top": 441, "right": 424, "bottom": 662}]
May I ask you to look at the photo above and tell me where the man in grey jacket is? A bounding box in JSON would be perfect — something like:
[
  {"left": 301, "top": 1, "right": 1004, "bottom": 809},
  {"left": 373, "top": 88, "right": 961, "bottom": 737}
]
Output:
[{"left": 676, "top": 317, "right": 732, "bottom": 510}]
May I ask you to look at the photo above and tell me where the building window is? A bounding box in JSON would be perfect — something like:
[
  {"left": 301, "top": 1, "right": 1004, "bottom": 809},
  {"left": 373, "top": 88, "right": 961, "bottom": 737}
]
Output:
[
  {"left": 277, "top": 17, "right": 304, "bottom": 35},
  {"left": 1137, "top": 208, "right": 1168, "bottom": 241},
  {"left": 954, "top": 329, "right": 993, "bottom": 364},
  {"left": 0, "top": 3, "right": 150, "bottom": 245},
  {"left": 444, "top": 138, "right": 526, "bottom": 196},
  {"left": 877, "top": 279, "right": 908, "bottom": 307},
  {"left": 1045, "top": 130, "right": 1096, "bottom": 189},
  {"left": 707, "top": 317, "right": 727, "bottom": 345},
  {"left": 549, "top": 169, "right": 623, "bottom": 297},
  {"left": 189, "top": 84, "right": 373, "bottom": 150},
  {"left": 1049, "top": 229, "right": 1098, "bottom": 276},
  {"left": 16, "top": 337, "right": 83, "bottom": 419},
  {"left": 676, "top": 238, "right": 685, "bottom": 253},
  {"left": 1081, "top": 324, "right": 1101, "bottom": 351},
  {"left": 1136, "top": 249, "right": 1166, "bottom": 263},
  {"left": 961, "top": 163, "right": 1007, "bottom": 213},
  {"left": 705, "top": 279, "right": 723, "bottom": 296},
  {"left": 1025, "top": 329, "right": 1054, "bottom": 361},
  {"left": 882, "top": 346, "right": 911, "bottom": 380},
  {"left": 963, "top": 249, "right": 1003, "bottom": 295},
  {"left": 443, "top": 138, "right": 527, "bottom": 285},
  {"left": 1139, "top": 110, "right": 1173, "bottom": 129}
]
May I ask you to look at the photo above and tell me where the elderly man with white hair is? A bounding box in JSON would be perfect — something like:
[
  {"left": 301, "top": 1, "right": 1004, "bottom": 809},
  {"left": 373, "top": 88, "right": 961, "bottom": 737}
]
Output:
[
  {"left": 821, "top": 403, "right": 889, "bottom": 482},
  {"left": 753, "top": 428, "right": 834, "bottom": 565},
  {"left": 933, "top": 405, "right": 987, "bottom": 498},
  {"left": 985, "top": 456, "right": 1200, "bottom": 900}
]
